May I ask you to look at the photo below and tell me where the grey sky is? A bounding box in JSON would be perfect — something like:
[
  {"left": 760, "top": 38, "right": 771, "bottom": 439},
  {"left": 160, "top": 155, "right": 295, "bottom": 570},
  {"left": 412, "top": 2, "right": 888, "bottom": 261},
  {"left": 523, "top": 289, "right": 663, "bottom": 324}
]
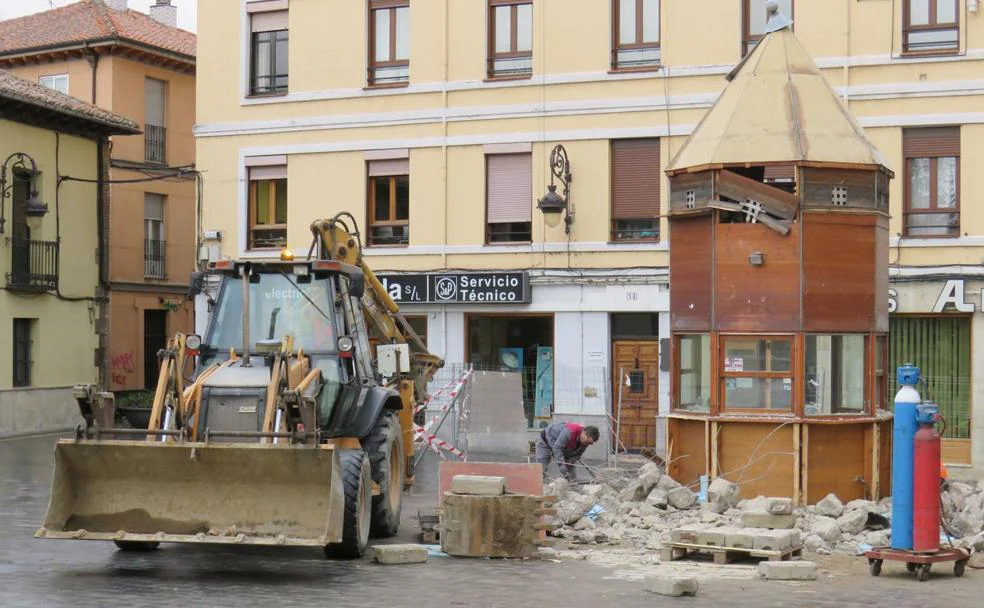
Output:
[{"left": 0, "top": 0, "right": 198, "bottom": 33}]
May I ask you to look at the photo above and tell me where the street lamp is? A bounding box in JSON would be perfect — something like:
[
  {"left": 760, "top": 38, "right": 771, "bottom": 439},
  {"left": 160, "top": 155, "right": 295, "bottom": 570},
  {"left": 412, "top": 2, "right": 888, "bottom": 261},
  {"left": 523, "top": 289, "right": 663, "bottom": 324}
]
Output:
[
  {"left": 0, "top": 152, "right": 48, "bottom": 235},
  {"left": 537, "top": 144, "right": 573, "bottom": 234}
]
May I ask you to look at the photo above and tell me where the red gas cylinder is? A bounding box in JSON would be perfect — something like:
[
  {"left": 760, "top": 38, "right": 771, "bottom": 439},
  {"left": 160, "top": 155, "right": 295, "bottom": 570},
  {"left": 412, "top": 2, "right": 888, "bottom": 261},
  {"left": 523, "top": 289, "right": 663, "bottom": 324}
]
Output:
[{"left": 913, "top": 415, "right": 942, "bottom": 553}]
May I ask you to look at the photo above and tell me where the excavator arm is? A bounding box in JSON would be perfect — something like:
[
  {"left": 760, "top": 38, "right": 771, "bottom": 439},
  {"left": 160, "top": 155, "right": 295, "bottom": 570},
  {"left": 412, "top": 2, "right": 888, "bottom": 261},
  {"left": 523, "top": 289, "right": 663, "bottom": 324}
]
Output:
[{"left": 309, "top": 213, "right": 444, "bottom": 404}]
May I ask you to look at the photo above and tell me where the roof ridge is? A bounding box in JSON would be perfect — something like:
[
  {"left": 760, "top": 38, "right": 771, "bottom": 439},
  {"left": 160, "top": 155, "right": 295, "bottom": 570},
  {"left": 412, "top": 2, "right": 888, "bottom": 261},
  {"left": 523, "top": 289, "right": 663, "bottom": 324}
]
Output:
[{"left": 90, "top": 0, "right": 121, "bottom": 37}]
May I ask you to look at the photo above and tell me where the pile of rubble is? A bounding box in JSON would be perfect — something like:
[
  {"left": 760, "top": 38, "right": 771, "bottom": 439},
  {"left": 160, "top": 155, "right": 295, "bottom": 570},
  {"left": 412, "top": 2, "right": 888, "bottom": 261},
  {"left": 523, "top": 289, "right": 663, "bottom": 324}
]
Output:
[{"left": 544, "top": 462, "right": 984, "bottom": 557}]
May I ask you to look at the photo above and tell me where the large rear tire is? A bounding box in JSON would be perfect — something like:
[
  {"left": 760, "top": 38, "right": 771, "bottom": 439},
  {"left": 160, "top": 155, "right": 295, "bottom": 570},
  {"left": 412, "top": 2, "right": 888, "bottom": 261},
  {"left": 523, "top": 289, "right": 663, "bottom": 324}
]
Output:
[
  {"left": 323, "top": 450, "right": 372, "bottom": 559},
  {"left": 364, "top": 409, "right": 404, "bottom": 538}
]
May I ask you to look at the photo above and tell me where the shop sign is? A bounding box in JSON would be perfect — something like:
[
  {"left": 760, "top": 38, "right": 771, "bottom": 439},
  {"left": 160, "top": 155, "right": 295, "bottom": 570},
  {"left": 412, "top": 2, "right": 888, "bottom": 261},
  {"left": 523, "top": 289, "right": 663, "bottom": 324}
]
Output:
[
  {"left": 376, "top": 271, "right": 530, "bottom": 304},
  {"left": 888, "top": 279, "right": 979, "bottom": 314}
]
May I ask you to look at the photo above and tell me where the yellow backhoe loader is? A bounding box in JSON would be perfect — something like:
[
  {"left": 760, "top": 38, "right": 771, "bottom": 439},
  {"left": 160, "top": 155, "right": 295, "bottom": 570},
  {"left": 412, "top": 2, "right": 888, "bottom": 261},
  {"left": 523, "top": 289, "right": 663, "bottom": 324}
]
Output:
[{"left": 36, "top": 212, "right": 444, "bottom": 558}]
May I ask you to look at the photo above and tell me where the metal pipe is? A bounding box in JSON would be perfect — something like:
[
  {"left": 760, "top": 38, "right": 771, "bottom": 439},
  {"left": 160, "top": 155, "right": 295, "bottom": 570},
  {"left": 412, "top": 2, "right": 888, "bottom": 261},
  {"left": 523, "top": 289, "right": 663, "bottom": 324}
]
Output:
[
  {"left": 160, "top": 406, "right": 173, "bottom": 442},
  {"left": 240, "top": 264, "right": 251, "bottom": 367},
  {"left": 273, "top": 409, "right": 283, "bottom": 445},
  {"left": 205, "top": 430, "right": 315, "bottom": 439}
]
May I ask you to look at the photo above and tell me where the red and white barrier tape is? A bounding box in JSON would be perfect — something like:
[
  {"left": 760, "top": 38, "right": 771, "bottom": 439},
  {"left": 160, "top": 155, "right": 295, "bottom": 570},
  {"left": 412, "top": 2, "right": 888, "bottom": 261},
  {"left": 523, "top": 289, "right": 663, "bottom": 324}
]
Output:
[
  {"left": 412, "top": 369, "right": 473, "bottom": 415},
  {"left": 414, "top": 424, "right": 465, "bottom": 459}
]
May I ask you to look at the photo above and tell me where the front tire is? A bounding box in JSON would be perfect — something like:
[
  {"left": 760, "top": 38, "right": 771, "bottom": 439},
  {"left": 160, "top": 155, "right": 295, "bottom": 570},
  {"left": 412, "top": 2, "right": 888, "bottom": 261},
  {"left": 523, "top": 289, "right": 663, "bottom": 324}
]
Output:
[
  {"left": 364, "top": 409, "right": 404, "bottom": 538},
  {"left": 324, "top": 450, "right": 372, "bottom": 559}
]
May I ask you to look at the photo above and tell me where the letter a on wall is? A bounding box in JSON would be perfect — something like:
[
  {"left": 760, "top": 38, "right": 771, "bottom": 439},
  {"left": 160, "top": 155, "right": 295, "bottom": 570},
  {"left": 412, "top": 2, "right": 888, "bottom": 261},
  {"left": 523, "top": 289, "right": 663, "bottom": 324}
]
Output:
[{"left": 932, "top": 279, "right": 975, "bottom": 313}]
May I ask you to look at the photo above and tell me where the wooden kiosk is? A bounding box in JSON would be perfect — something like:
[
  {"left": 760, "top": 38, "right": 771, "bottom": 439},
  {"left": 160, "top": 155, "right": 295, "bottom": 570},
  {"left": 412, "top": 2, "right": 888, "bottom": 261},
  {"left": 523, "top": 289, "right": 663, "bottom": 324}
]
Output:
[{"left": 663, "top": 10, "right": 893, "bottom": 504}]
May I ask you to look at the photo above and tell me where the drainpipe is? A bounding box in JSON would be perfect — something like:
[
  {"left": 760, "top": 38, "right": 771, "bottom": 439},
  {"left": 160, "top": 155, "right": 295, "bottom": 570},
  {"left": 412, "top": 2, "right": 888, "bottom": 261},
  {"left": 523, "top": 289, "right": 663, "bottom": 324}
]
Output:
[
  {"left": 843, "top": 0, "right": 850, "bottom": 105},
  {"left": 96, "top": 136, "right": 110, "bottom": 389},
  {"left": 83, "top": 44, "right": 99, "bottom": 105}
]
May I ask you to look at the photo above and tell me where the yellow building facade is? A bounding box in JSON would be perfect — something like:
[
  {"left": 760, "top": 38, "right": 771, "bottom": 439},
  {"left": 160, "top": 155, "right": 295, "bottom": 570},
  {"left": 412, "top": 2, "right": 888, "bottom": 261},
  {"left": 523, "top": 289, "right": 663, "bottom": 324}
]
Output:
[
  {"left": 195, "top": 0, "right": 984, "bottom": 473},
  {"left": 0, "top": 70, "right": 139, "bottom": 435}
]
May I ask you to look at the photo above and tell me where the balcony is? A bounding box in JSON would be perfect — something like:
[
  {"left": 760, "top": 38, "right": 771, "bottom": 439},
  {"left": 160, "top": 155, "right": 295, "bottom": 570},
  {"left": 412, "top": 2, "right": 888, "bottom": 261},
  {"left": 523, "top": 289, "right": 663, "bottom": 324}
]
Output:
[
  {"left": 6, "top": 238, "right": 58, "bottom": 292},
  {"left": 144, "top": 238, "right": 166, "bottom": 278},
  {"left": 144, "top": 124, "right": 166, "bottom": 164}
]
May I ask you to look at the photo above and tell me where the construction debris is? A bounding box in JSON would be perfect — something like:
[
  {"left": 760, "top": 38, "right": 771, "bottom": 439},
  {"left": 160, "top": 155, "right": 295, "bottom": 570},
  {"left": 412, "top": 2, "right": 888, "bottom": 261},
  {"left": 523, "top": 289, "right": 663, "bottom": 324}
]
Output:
[
  {"left": 643, "top": 574, "right": 699, "bottom": 597},
  {"left": 758, "top": 561, "right": 818, "bottom": 581},
  {"left": 543, "top": 465, "right": 984, "bottom": 560},
  {"left": 373, "top": 544, "right": 429, "bottom": 564},
  {"left": 449, "top": 474, "right": 506, "bottom": 496}
]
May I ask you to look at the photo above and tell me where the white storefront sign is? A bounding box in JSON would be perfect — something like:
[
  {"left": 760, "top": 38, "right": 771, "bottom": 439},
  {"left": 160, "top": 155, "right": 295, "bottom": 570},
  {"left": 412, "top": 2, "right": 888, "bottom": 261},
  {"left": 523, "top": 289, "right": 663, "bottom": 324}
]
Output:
[{"left": 889, "top": 279, "right": 981, "bottom": 314}]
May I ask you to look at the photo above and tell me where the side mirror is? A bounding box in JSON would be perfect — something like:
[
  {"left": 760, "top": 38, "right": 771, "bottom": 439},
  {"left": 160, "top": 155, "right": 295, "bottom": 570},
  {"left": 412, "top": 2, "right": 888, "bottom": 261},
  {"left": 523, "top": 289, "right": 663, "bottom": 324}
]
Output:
[
  {"left": 187, "top": 271, "right": 205, "bottom": 299},
  {"left": 348, "top": 271, "right": 365, "bottom": 299}
]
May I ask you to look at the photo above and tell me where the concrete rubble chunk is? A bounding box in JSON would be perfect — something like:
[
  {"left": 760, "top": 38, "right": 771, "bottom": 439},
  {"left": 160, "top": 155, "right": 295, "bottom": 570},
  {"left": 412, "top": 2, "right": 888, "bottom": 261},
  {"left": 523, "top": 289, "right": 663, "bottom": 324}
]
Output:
[
  {"left": 815, "top": 493, "right": 844, "bottom": 518},
  {"left": 835, "top": 509, "right": 868, "bottom": 535},
  {"left": 707, "top": 477, "right": 740, "bottom": 514},
  {"left": 741, "top": 510, "right": 795, "bottom": 530},
  {"left": 373, "top": 544, "right": 428, "bottom": 564},
  {"left": 639, "top": 469, "right": 664, "bottom": 494},
  {"left": 864, "top": 530, "right": 889, "bottom": 547},
  {"left": 740, "top": 495, "right": 771, "bottom": 512},
  {"left": 766, "top": 497, "right": 794, "bottom": 515},
  {"left": 844, "top": 499, "right": 877, "bottom": 513},
  {"left": 670, "top": 524, "right": 709, "bottom": 544},
  {"left": 576, "top": 530, "right": 596, "bottom": 544},
  {"left": 619, "top": 479, "right": 648, "bottom": 502},
  {"left": 667, "top": 486, "right": 697, "bottom": 510},
  {"left": 573, "top": 517, "right": 596, "bottom": 530},
  {"left": 696, "top": 527, "right": 734, "bottom": 547},
  {"left": 811, "top": 516, "right": 842, "bottom": 543},
  {"left": 725, "top": 528, "right": 755, "bottom": 549},
  {"left": 646, "top": 488, "right": 668, "bottom": 509},
  {"left": 951, "top": 504, "right": 984, "bottom": 538},
  {"left": 656, "top": 474, "right": 682, "bottom": 492},
  {"left": 450, "top": 475, "right": 506, "bottom": 496},
  {"left": 758, "top": 561, "right": 817, "bottom": 581},
  {"left": 644, "top": 574, "right": 699, "bottom": 597},
  {"left": 752, "top": 529, "right": 796, "bottom": 551},
  {"left": 804, "top": 534, "right": 828, "bottom": 553}
]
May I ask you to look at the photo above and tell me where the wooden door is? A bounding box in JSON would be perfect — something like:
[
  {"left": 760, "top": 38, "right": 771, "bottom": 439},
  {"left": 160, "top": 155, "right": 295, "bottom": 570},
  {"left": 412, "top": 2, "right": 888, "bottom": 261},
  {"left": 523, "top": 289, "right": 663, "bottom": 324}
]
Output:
[{"left": 612, "top": 340, "right": 659, "bottom": 451}]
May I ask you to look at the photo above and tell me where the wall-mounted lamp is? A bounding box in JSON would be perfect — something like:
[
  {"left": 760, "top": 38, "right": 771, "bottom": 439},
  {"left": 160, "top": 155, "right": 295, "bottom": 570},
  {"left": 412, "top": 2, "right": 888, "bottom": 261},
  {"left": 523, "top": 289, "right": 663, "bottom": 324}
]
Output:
[
  {"left": 537, "top": 144, "right": 574, "bottom": 234},
  {"left": 748, "top": 252, "right": 765, "bottom": 266},
  {"left": 0, "top": 152, "right": 48, "bottom": 235}
]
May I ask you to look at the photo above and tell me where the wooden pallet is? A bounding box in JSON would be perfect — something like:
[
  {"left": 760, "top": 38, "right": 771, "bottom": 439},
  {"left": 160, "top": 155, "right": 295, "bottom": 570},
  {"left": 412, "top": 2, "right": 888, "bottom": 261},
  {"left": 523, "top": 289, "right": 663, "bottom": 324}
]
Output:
[{"left": 660, "top": 541, "right": 803, "bottom": 565}]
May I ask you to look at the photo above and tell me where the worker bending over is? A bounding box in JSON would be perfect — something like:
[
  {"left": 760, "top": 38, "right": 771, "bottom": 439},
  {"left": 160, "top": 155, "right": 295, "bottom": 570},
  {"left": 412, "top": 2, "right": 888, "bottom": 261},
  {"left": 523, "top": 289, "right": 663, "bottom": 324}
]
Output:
[{"left": 536, "top": 421, "right": 599, "bottom": 482}]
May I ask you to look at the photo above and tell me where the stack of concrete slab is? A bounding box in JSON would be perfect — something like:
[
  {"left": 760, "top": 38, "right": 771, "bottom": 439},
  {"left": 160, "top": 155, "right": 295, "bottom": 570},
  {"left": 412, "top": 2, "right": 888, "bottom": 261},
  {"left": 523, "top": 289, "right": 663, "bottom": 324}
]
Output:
[
  {"left": 671, "top": 524, "right": 802, "bottom": 552},
  {"left": 464, "top": 371, "right": 531, "bottom": 454},
  {"left": 440, "top": 474, "right": 551, "bottom": 558}
]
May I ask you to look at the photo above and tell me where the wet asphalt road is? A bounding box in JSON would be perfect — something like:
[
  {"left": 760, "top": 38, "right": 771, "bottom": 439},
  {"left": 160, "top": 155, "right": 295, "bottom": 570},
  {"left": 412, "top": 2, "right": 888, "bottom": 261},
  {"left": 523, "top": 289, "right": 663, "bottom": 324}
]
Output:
[{"left": 3, "top": 433, "right": 984, "bottom": 608}]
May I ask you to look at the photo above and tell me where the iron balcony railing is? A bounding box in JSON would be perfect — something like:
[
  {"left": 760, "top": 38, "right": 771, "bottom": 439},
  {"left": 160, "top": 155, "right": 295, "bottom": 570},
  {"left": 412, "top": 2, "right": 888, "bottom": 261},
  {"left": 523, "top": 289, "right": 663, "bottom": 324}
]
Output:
[
  {"left": 6, "top": 238, "right": 58, "bottom": 292},
  {"left": 144, "top": 124, "right": 166, "bottom": 164},
  {"left": 144, "top": 238, "right": 166, "bottom": 278}
]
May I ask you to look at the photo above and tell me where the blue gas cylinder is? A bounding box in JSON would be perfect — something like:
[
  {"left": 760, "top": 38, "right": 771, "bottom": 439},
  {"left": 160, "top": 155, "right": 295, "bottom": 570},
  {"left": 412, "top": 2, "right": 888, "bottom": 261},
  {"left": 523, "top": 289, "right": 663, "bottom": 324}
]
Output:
[{"left": 890, "top": 364, "right": 921, "bottom": 550}]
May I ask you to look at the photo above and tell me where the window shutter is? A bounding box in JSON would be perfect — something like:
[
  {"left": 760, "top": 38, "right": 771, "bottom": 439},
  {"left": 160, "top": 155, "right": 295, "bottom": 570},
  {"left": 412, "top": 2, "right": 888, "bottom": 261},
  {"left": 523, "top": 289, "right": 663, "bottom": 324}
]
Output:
[
  {"left": 251, "top": 10, "right": 288, "bottom": 32},
  {"left": 487, "top": 153, "right": 532, "bottom": 224},
  {"left": 903, "top": 127, "right": 960, "bottom": 158},
  {"left": 249, "top": 165, "right": 287, "bottom": 180},
  {"left": 764, "top": 165, "right": 795, "bottom": 182},
  {"left": 145, "top": 78, "right": 166, "bottom": 126},
  {"left": 368, "top": 158, "right": 409, "bottom": 177},
  {"left": 612, "top": 139, "right": 660, "bottom": 219}
]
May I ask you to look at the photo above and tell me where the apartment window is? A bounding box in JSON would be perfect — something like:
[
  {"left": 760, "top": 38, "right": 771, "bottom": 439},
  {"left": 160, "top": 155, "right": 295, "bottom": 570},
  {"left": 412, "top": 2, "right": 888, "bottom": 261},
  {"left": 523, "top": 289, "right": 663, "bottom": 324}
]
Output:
[
  {"left": 144, "top": 77, "right": 166, "bottom": 164},
  {"left": 249, "top": 4, "right": 289, "bottom": 95},
  {"left": 13, "top": 318, "right": 34, "bottom": 388},
  {"left": 39, "top": 74, "right": 69, "bottom": 95},
  {"left": 611, "top": 138, "right": 660, "bottom": 241},
  {"left": 804, "top": 335, "right": 866, "bottom": 415},
  {"left": 367, "top": 159, "right": 410, "bottom": 246},
  {"left": 486, "top": 153, "right": 532, "bottom": 243},
  {"left": 742, "top": 0, "right": 793, "bottom": 56},
  {"left": 903, "top": 127, "right": 959, "bottom": 237},
  {"left": 721, "top": 336, "right": 793, "bottom": 411},
  {"left": 369, "top": 0, "right": 410, "bottom": 85},
  {"left": 144, "top": 193, "right": 166, "bottom": 278},
  {"left": 903, "top": 0, "right": 959, "bottom": 53},
  {"left": 612, "top": 0, "right": 660, "bottom": 70},
  {"left": 488, "top": 0, "right": 533, "bottom": 78},
  {"left": 248, "top": 164, "right": 288, "bottom": 249}
]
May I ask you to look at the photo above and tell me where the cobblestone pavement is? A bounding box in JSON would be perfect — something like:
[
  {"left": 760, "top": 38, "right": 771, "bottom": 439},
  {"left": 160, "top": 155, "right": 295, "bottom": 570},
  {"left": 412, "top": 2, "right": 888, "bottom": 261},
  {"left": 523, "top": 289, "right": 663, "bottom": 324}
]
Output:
[{"left": 2, "top": 434, "right": 981, "bottom": 607}]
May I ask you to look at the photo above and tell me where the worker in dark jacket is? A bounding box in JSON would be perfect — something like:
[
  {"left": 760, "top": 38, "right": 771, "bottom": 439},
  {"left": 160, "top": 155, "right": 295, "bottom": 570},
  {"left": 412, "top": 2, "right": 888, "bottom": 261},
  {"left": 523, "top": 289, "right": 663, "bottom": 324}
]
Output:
[{"left": 535, "top": 422, "right": 600, "bottom": 482}]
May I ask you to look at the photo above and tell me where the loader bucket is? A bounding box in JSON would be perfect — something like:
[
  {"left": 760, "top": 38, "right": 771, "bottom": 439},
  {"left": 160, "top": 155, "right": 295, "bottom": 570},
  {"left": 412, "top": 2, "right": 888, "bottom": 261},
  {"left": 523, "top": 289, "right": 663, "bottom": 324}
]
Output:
[{"left": 36, "top": 439, "right": 345, "bottom": 547}]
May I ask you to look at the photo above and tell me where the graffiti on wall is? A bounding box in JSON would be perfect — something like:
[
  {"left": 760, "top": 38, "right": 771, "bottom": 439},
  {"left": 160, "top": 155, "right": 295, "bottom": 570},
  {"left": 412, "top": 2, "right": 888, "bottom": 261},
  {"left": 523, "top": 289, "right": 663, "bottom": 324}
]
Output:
[{"left": 111, "top": 350, "right": 136, "bottom": 387}]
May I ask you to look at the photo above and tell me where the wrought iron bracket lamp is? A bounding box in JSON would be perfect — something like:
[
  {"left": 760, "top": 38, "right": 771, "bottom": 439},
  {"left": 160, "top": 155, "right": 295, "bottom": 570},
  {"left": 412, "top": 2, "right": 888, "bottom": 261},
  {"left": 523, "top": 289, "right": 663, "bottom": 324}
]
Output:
[
  {"left": 0, "top": 152, "right": 48, "bottom": 235},
  {"left": 537, "top": 144, "right": 574, "bottom": 234}
]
